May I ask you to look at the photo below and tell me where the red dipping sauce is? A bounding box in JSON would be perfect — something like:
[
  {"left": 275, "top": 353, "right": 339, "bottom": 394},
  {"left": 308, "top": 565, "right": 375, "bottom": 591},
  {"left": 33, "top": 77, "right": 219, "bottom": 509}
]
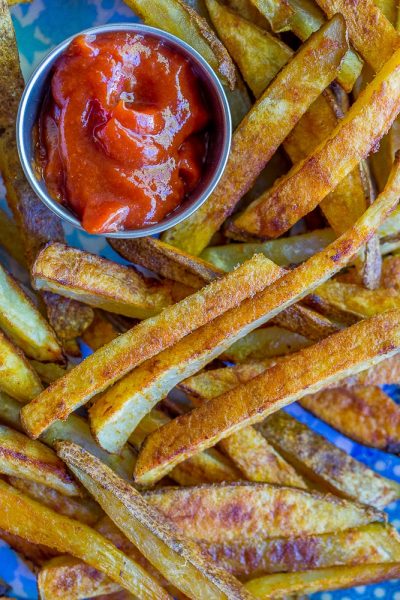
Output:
[{"left": 37, "top": 32, "right": 210, "bottom": 234}]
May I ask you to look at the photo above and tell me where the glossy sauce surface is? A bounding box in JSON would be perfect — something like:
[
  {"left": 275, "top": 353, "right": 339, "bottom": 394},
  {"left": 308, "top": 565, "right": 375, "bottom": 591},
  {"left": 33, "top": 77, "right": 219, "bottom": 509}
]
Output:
[{"left": 38, "top": 32, "right": 210, "bottom": 233}]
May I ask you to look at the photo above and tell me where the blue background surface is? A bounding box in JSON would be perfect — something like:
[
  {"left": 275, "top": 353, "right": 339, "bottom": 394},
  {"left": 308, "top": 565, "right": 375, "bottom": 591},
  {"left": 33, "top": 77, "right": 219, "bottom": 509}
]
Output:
[{"left": 1, "top": 1, "right": 400, "bottom": 597}]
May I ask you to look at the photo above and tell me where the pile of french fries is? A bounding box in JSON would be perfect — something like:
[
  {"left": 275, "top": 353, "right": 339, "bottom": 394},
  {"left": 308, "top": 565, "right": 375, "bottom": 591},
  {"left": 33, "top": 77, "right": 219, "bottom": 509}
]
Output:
[{"left": 3, "top": 0, "right": 400, "bottom": 597}]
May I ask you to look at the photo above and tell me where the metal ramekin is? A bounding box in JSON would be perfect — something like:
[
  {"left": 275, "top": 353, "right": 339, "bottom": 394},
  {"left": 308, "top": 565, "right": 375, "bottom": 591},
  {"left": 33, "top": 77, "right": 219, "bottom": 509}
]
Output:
[{"left": 16, "top": 23, "right": 232, "bottom": 238}]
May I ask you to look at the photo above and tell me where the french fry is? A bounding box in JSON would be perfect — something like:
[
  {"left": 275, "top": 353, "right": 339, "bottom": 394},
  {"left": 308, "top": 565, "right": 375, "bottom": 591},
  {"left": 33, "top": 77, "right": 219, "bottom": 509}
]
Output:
[
  {"left": 300, "top": 385, "right": 400, "bottom": 453},
  {"left": 375, "top": 0, "right": 397, "bottom": 24},
  {"left": 109, "top": 236, "right": 223, "bottom": 289},
  {"left": 206, "top": 0, "right": 293, "bottom": 97},
  {"left": 0, "top": 479, "right": 169, "bottom": 599},
  {"left": 0, "top": 425, "right": 80, "bottom": 496},
  {"left": 223, "top": 0, "right": 270, "bottom": 27},
  {"left": 202, "top": 523, "right": 400, "bottom": 580},
  {"left": 8, "top": 477, "right": 102, "bottom": 525},
  {"left": 32, "top": 243, "right": 191, "bottom": 319},
  {"left": 135, "top": 311, "right": 400, "bottom": 484},
  {"left": 314, "top": 0, "right": 400, "bottom": 72},
  {"left": 19, "top": 254, "right": 294, "bottom": 438},
  {"left": 221, "top": 326, "right": 311, "bottom": 362},
  {"left": 0, "top": 262, "right": 62, "bottom": 362},
  {"left": 245, "top": 563, "right": 400, "bottom": 597},
  {"left": 143, "top": 483, "right": 382, "bottom": 542},
  {"left": 201, "top": 229, "right": 336, "bottom": 270},
  {"left": 231, "top": 54, "right": 400, "bottom": 240},
  {"left": 57, "top": 441, "right": 255, "bottom": 600},
  {"left": 91, "top": 166, "right": 400, "bottom": 454},
  {"left": 130, "top": 409, "right": 242, "bottom": 486},
  {"left": 81, "top": 311, "right": 120, "bottom": 351},
  {"left": 122, "top": 0, "right": 236, "bottom": 88},
  {"left": 246, "top": 0, "right": 293, "bottom": 31},
  {"left": 0, "top": 330, "right": 43, "bottom": 402},
  {"left": 257, "top": 412, "right": 400, "bottom": 509},
  {"left": 30, "top": 360, "right": 69, "bottom": 384},
  {"left": 162, "top": 15, "right": 347, "bottom": 254}
]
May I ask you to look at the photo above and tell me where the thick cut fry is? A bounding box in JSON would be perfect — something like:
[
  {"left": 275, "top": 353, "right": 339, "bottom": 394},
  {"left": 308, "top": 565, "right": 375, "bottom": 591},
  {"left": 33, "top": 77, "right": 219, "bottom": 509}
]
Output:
[
  {"left": 0, "top": 263, "right": 62, "bottom": 361},
  {"left": 30, "top": 360, "right": 69, "bottom": 384},
  {"left": 258, "top": 412, "right": 400, "bottom": 509},
  {"left": 247, "top": 0, "right": 293, "bottom": 30},
  {"left": 122, "top": 0, "right": 236, "bottom": 87},
  {"left": 135, "top": 311, "right": 400, "bottom": 484},
  {"left": 0, "top": 392, "right": 136, "bottom": 479},
  {"left": 33, "top": 243, "right": 191, "bottom": 319},
  {"left": 203, "top": 523, "right": 400, "bottom": 580},
  {"left": 81, "top": 311, "right": 120, "bottom": 351},
  {"left": 206, "top": 0, "right": 293, "bottom": 97},
  {"left": 57, "top": 442, "right": 255, "bottom": 600},
  {"left": 0, "top": 330, "right": 43, "bottom": 401},
  {"left": 93, "top": 168, "right": 400, "bottom": 455},
  {"left": 315, "top": 0, "right": 400, "bottom": 72},
  {"left": 0, "top": 479, "right": 169, "bottom": 599},
  {"left": 202, "top": 229, "right": 336, "bottom": 270},
  {"left": 224, "top": 0, "right": 269, "bottom": 27},
  {"left": 162, "top": 16, "right": 347, "bottom": 255},
  {"left": 232, "top": 50, "right": 400, "bottom": 239},
  {"left": 143, "top": 483, "right": 382, "bottom": 542},
  {"left": 110, "top": 237, "right": 223, "bottom": 289},
  {"left": 221, "top": 326, "right": 311, "bottom": 362},
  {"left": 130, "top": 409, "right": 241, "bottom": 486},
  {"left": 0, "top": 425, "right": 79, "bottom": 496},
  {"left": 8, "top": 477, "right": 102, "bottom": 525},
  {"left": 245, "top": 563, "right": 400, "bottom": 597},
  {"left": 375, "top": 0, "right": 397, "bottom": 24},
  {"left": 19, "top": 254, "right": 292, "bottom": 438}
]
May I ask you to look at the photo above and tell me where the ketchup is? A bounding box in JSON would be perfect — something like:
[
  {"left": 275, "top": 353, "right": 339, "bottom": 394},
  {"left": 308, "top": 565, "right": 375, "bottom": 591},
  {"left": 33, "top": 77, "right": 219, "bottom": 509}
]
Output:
[{"left": 37, "top": 32, "right": 210, "bottom": 234}]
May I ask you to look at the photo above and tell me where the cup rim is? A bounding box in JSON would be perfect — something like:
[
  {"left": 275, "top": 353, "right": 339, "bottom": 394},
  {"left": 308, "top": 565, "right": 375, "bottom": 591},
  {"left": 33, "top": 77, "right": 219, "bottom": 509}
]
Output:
[{"left": 16, "top": 22, "right": 232, "bottom": 238}]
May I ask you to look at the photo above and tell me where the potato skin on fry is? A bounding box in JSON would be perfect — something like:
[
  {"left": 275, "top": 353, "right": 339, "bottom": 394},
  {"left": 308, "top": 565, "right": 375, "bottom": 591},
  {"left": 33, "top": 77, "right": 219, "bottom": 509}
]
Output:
[{"left": 0, "top": 330, "right": 43, "bottom": 402}]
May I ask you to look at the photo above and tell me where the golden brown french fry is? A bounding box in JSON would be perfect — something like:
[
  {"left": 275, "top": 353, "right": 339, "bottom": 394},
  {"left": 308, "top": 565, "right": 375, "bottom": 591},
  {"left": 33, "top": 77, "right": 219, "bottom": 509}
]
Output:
[
  {"left": 0, "top": 262, "right": 62, "bottom": 362},
  {"left": 0, "top": 330, "right": 43, "bottom": 402},
  {"left": 81, "top": 311, "right": 120, "bottom": 351},
  {"left": 375, "top": 0, "right": 397, "bottom": 24},
  {"left": 57, "top": 442, "right": 256, "bottom": 600},
  {"left": 223, "top": 0, "right": 269, "bottom": 27},
  {"left": 203, "top": 523, "right": 400, "bottom": 580},
  {"left": 0, "top": 425, "right": 80, "bottom": 496},
  {"left": 19, "top": 254, "right": 289, "bottom": 438},
  {"left": 135, "top": 311, "right": 400, "bottom": 484},
  {"left": 314, "top": 0, "right": 400, "bottom": 72},
  {"left": 206, "top": 0, "right": 293, "bottom": 97},
  {"left": 245, "top": 563, "right": 400, "bottom": 597},
  {"left": 221, "top": 326, "right": 311, "bottom": 362},
  {"left": 162, "top": 15, "right": 347, "bottom": 254},
  {"left": 8, "top": 477, "right": 102, "bottom": 525},
  {"left": 143, "top": 483, "right": 382, "bottom": 541},
  {"left": 109, "top": 237, "right": 223, "bottom": 289},
  {"left": 246, "top": 0, "right": 293, "bottom": 30},
  {"left": 370, "top": 120, "right": 400, "bottom": 192},
  {"left": 300, "top": 385, "right": 400, "bottom": 453},
  {"left": 0, "top": 479, "right": 169, "bottom": 599},
  {"left": 122, "top": 0, "right": 236, "bottom": 87},
  {"left": 231, "top": 52, "right": 400, "bottom": 239},
  {"left": 32, "top": 243, "right": 192, "bottom": 319},
  {"left": 130, "top": 409, "right": 241, "bottom": 486},
  {"left": 91, "top": 165, "right": 400, "bottom": 454},
  {"left": 0, "top": 209, "right": 26, "bottom": 267},
  {"left": 258, "top": 412, "right": 400, "bottom": 509}
]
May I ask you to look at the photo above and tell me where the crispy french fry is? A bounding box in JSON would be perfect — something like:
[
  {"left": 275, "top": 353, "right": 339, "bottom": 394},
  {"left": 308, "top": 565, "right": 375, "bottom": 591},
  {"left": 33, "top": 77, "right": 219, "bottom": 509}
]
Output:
[
  {"left": 246, "top": 0, "right": 293, "bottom": 30},
  {"left": 231, "top": 53, "right": 400, "bottom": 239},
  {"left": 375, "top": 0, "right": 397, "bottom": 24},
  {"left": 19, "top": 254, "right": 292, "bottom": 438},
  {"left": 0, "top": 262, "right": 62, "bottom": 362},
  {"left": 206, "top": 0, "right": 293, "bottom": 97},
  {"left": 143, "top": 483, "right": 382, "bottom": 542},
  {"left": 162, "top": 15, "right": 347, "bottom": 255},
  {"left": 0, "top": 330, "right": 43, "bottom": 401},
  {"left": 135, "top": 311, "right": 400, "bottom": 484},
  {"left": 33, "top": 243, "right": 192, "bottom": 319},
  {"left": 131, "top": 409, "right": 242, "bottom": 486},
  {"left": 203, "top": 523, "right": 400, "bottom": 580},
  {"left": 315, "top": 0, "right": 400, "bottom": 72},
  {"left": 109, "top": 237, "right": 223, "bottom": 289},
  {"left": 221, "top": 326, "right": 311, "bottom": 362},
  {"left": 370, "top": 119, "right": 400, "bottom": 192},
  {"left": 0, "top": 209, "right": 26, "bottom": 267},
  {"left": 0, "top": 479, "right": 169, "bottom": 599},
  {"left": 300, "top": 385, "right": 400, "bottom": 453},
  {"left": 223, "top": 0, "right": 270, "bottom": 27},
  {"left": 122, "top": 0, "right": 236, "bottom": 87},
  {"left": 202, "top": 229, "right": 336, "bottom": 270},
  {"left": 91, "top": 166, "right": 400, "bottom": 455},
  {"left": 245, "top": 563, "right": 400, "bottom": 597},
  {"left": 0, "top": 425, "right": 79, "bottom": 496},
  {"left": 81, "top": 311, "right": 120, "bottom": 351},
  {"left": 57, "top": 442, "right": 255, "bottom": 600},
  {"left": 257, "top": 412, "right": 400, "bottom": 509},
  {"left": 8, "top": 477, "right": 102, "bottom": 525}
]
